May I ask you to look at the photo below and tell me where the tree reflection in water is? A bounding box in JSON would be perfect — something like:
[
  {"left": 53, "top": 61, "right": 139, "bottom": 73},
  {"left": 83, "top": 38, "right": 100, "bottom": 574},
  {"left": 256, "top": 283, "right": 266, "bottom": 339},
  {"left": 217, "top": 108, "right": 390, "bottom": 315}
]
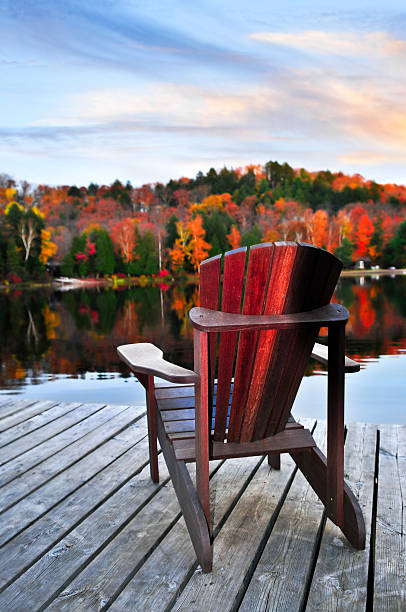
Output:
[{"left": 0, "top": 276, "right": 405, "bottom": 409}]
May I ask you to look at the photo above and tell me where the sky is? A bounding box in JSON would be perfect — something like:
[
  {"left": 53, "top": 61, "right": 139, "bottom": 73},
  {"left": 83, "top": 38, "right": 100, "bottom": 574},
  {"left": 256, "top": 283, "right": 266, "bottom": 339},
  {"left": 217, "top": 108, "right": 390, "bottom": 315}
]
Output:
[{"left": 1, "top": 0, "right": 406, "bottom": 188}]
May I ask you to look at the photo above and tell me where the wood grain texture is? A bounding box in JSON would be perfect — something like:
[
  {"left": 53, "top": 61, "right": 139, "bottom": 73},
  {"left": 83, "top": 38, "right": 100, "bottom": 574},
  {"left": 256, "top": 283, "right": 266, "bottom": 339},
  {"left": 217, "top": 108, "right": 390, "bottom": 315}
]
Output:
[
  {"left": 117, "top": 343, "right": 198, "bottom": 383},
  {"left": 214, "top": 248, "right": 246, "bottom": 442},
  {"left": 0, "top": 404, "right": 144, "bottom": 514},
  {"left": 0, "top": 414, "right": 147, "bottom": 547},
  {"left": 228, "top": 243, "right": 274, "bottom": 442},
  {"left": 373, "top": 424, "right": 406, "bottom": 611},
  {"left": 170, "top": 444, "right": 306, "bottom": 610},
  {"left": 0, "top": 401, "right": 87, "bottom": 449},
  {"left": 173, "top": 427, "right": 316, "bottom": 461},
  {"left": 240, "top": 242, "right": 297, "bottom": 442},
  {"left": 199, "top": 253, "right": 222, "bottom": 402},
  {"left": 0, "top": 428, "right": 151, "bottom": 592},
  {"left": 193, "top": 330, "right": 211, "bottom": 532},
  {"left": 108, "top": 455, "right": 260, "bottom": 612},
  {"left": 190, "top": 303, "right": 348, "bottom": 332},
  {"left": 306, "top": 422, "right": 377, "bottom": 612},
  {"left": 239, "top": 418, "right": 326, "bottom": 612},
  {"left": 0, "top": 457, "right": 169, "bottom": 609},
  {"left": 0, "top": 401, "right": 107, "bottom": 466},
  {"left": 0, "top": 398, "right": 395, "bottom": 610},
  {"left": 0, "top": 399, "right": 57, "bottom": 433}
]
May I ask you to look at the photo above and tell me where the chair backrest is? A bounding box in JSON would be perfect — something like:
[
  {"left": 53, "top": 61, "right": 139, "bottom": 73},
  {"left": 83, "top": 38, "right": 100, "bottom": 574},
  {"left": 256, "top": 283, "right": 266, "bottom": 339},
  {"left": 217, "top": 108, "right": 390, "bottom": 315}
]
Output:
[{"left": 199, "top": 242, "right": 342, "bottom": 443}]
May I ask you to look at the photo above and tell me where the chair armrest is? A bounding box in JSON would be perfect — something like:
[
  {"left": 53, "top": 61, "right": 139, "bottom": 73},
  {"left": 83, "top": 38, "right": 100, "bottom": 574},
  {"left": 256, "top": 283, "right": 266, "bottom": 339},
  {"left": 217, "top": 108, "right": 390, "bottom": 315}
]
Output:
[
  {"left": 189, "top": 303, "right": 348, "bottom": 332},
  {"left": 311, "top": 341, "right": 360, "bottom": 373},
  {"left": 117, "top": 343, "right": 199, "bottom": 383}
]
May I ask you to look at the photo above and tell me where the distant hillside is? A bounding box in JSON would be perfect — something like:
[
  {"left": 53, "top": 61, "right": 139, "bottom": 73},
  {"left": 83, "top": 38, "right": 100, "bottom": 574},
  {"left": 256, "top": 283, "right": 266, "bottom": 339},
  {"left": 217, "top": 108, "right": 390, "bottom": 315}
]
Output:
[{"left": 1, "top": 160, "right": 406, "bottom": 280}]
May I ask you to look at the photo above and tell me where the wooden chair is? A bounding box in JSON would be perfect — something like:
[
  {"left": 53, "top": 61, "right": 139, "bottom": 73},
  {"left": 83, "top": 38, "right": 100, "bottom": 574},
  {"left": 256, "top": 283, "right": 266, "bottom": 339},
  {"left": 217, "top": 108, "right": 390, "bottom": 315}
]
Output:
[{"left": 118, "top": 242, "right": 365, "bottom": 572}]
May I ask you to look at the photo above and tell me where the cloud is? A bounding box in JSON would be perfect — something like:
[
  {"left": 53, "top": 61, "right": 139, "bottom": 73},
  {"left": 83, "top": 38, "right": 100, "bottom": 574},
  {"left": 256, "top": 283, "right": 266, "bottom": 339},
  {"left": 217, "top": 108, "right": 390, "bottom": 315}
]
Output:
[
  {"left": 339, "top": 151, "right": 406, "bottom": 166},
  {"left": 250, "top": 30, "right": 406, "bottom": 60},
  {"left": 33, "top": 83, "right": 284, "bottom": 132}
]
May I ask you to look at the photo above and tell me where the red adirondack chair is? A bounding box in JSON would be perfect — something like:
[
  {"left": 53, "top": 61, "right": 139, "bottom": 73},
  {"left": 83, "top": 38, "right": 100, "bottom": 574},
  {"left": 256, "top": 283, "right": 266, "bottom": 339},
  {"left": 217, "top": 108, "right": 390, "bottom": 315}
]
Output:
[{"left": 118, "top": 242, "right": 365, "bottom": 572}]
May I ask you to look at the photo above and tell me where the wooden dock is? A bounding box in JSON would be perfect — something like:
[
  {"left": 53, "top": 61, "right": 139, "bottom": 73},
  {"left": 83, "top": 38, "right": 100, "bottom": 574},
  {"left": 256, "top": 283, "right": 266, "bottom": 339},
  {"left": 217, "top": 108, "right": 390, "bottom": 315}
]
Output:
[{"left": 0, "top": 396, "right": 404, "bottom": 611}]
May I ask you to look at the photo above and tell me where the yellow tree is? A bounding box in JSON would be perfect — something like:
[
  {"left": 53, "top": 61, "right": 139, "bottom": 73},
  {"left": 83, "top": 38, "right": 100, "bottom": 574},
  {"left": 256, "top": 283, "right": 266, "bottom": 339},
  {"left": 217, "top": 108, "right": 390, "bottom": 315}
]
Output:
[{"left": 39, "top": 229, "right": 58, "bottom": 264}]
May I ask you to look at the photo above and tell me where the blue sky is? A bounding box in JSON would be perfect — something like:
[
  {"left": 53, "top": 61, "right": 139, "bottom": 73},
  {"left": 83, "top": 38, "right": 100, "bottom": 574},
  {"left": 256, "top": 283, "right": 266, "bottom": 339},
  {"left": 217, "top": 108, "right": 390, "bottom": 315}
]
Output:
[{"left": 1, "top": 1, "right": 406, "bottom": 187}]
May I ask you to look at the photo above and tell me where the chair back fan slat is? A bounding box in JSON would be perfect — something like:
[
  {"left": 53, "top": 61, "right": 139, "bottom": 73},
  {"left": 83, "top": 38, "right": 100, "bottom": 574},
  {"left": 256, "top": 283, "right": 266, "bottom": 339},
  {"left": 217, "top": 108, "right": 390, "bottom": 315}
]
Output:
[
  {"left": 198, "top": 242, "right": 343, "bottom": 445},
  {"left": 254, "top": 243, "right": 342, "bottom": 441},
  {"left": 227, "top": 243, "right": 274, "bottom": 442},
  {"left": 213, "top": 248, "right": 247, "bottom": 442},
  {"left": 199, "top": 254, "right": 222, "bottom": 414},
  {"left": 239, "top": 242, "right": 297, "bottom": 442},
  {"left": 260, "top": 243, "right": 343, "bottom": 438},
  {"left": 253, "top": 244, "right": 323, "bottom": 439}
]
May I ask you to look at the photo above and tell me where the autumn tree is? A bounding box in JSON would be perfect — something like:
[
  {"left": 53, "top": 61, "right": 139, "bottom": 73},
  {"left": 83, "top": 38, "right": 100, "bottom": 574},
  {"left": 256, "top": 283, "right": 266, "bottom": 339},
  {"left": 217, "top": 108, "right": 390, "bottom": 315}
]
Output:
[
  {"left": 39, "top": 229, "right": 58, "bottom": 265},
  {"left": 226, "top": 225, "right": 241, "bottom": 249},
  {"left": 169, "top": 221, "right": 190, "bottom": 272},
  {"left": 186, "top": 215, "right": 211, "bottom": 271},
  {"left": 110, "top": 218, "right": 137, "bottom": 266},
  {"left": 354, "top": 213, "right": 374, "bottom": 260}
]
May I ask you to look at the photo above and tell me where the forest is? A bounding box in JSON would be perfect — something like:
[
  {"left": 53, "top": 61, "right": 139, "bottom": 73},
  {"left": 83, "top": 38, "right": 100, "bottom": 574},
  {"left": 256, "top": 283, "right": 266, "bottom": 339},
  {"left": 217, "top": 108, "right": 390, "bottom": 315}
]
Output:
[{"left": 1, "top": 160, "right": 406, "bottom": 283}]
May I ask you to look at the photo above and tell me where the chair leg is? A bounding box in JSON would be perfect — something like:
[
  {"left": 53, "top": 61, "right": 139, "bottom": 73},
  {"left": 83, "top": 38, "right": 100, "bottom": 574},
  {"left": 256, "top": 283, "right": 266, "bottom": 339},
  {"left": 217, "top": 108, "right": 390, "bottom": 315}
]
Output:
[
  {"left": 268, "top": 453, "right": 281, "bottom": 469},
  {"left": 291, "top": 447, "right": 366, "bottom": 549},
  {"left": 147, "top": 376, "right": 159, "bottom": 483},
  {"left": 157, "top": 413, "right": 212, "bottom": 571}
]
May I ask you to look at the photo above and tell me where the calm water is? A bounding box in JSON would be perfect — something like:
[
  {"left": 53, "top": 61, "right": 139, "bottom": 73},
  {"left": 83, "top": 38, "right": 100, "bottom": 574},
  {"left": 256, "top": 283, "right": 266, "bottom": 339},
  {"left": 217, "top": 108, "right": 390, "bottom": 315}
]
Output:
[{"left": 1, "top": 275, "right": 405, "bottom": 423}]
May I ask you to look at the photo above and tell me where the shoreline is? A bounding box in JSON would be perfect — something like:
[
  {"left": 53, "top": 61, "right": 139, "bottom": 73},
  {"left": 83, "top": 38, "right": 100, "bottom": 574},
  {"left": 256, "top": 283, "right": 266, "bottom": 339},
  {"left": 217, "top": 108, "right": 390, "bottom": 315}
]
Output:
[
  {"left": 340, "top": 268, "right": 406, "bottom": 277},
  {"left": 0, "top": 268, "right": 405, "bottom": 291}
]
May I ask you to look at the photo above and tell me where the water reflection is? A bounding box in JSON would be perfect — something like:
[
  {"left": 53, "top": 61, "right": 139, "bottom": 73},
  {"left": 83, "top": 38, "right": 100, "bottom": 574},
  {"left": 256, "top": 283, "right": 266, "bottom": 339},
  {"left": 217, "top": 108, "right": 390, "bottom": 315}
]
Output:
[{"left": 1, "top": 276, "right": 405, "bottom": 421}]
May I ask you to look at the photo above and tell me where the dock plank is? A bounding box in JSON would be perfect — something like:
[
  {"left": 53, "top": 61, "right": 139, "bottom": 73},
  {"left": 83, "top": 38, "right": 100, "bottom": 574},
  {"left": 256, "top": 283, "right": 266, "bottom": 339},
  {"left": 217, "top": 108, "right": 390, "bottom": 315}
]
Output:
[
  {"left": 0, "top": 404, "right": 145, "bottom": 513},
  {"left": 53, "top": 457, "right": 255, "bottom": 611},
  {"left": 0, "top": 403, "right": 128, "bottom": 487},
  {"left": 0, "top": 458, "right": 173, "bottom": 610},
  {"left": 0, "top": 400, "right": 92, "bottom": 449},
  {"left": 306, "top": 422, "right": 377, "bottom": 611},
  {"left": 238, "top": 419, "right": 325, "bottom": 612},
  {"left": 373, "top": 424, "right": 406, "bottom": 611},
  {"left": 0, "top": 398, "right": 37, "bottom": 421},
  {"left": 0, "top": 397, "right": 399, "bottom": 611},
  {"left": 0, "top": 416, "right": 148, "bottom": 546},
  {"left": 0, "top": 426, "right": 151, "bottom": 591},
  {"left": 0, "top": 399, "right": 57, "bottom": 432},
  {"left": 167, "top": 447, "right": 311, "bottom": 610},
  {"left": 0, "top": 401, "right": 109, "bottom": 465}
]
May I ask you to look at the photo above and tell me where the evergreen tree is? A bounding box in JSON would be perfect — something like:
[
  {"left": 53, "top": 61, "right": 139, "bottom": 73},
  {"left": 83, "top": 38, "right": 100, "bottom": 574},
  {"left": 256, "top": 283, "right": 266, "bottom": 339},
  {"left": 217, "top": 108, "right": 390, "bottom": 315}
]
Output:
[
  {"left": 61, "top": 253, "right": 75, "bottom": 277},
  {"left": 92, "top": 229, "right": 115, "bottom": 275},
  {"left": 334, "top": 237, "right": 354, "bottom": 268},
  {"left": 165, "top": 215, "right": 179, "bottom": 249},
  {"left": 383, "top": 220, "right": 406, "bottom": 268},
  {"left": 6, "top": 238, "right": 21, "bottom": 276},
  {"left": 131, "top": 230, "right": 159, "bottom": 275},
  {"left": 241, "top": 225, "right": 262, "bottom": 247}
]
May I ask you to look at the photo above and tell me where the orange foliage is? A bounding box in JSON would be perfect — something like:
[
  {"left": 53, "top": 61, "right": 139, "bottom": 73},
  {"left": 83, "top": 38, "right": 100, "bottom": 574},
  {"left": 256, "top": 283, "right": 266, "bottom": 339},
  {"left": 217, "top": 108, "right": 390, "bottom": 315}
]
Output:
[
  {"left": 354, "top": 214, "right": 374, "bottom": 259},
  {"left": 311, "top": 210, "right": 329, "bottom": 248},
  {"left": 226, "top": 225, "right": 241, "bottom": 249},
  {"left": 111, "top": 218, "right": 137, "bottom": 262},
  {"left": 187, "top": 215, "right": 211, "bottom": 271}
]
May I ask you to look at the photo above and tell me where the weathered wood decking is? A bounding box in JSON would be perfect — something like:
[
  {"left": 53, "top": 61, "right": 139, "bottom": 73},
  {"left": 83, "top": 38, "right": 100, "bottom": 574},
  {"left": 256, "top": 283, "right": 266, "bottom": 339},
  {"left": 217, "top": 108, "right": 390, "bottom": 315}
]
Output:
[{"left": 0, "top": 395, "right": 404, "bottom": 611}]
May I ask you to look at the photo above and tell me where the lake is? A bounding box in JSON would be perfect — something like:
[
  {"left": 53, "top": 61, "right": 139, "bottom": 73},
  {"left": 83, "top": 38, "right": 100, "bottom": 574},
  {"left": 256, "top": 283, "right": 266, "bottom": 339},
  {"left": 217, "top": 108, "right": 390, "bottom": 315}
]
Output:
[{"left": 1, "top": 274, "right": 405, "bottom": 423}]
